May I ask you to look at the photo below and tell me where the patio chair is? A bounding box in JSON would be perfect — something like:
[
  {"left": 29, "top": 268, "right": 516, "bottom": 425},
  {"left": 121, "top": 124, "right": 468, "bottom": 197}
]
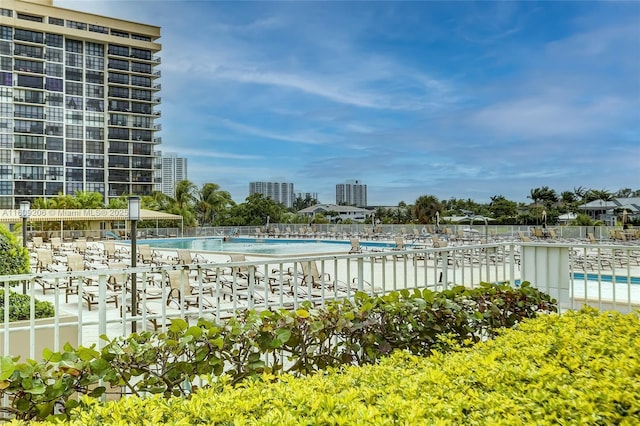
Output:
[
  {"left": 166, "top": 270, "right": 219, "bottom": 309},
  {"left": 391, "top": 236, "right": 405, "bottom": 251},
  {"left": 349, "top": 238, "right": 363, "bottom": 254},
  {"left": 137, "top": 245, "right": 162, "bottom": 265}
]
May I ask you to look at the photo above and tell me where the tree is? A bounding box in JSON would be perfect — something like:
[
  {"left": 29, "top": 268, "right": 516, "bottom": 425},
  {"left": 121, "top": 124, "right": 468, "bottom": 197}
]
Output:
[
  {"left": 412, "top": 195, "right": 443, "bottom": 224},
  {"left": 196, "top": 183, "right": 234, "bottom": 226},
  {"left": 488, "top": 195, "right": 518, "bottom": 220},
  {"left": 174, "top": 180, "right": 197, "bottom": 211},
  {"left": 74, "top": 191, "right": 105, "bottom": 209},
  {"left": 292, "top": 195, "right": 317, "bottom": 212},
  {"left": 224, "top": 193, "right": 286, "bottom": 226}
]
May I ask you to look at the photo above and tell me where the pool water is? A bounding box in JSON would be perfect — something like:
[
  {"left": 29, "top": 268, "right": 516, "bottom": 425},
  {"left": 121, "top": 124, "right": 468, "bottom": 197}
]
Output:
[{"left": 145, "top": 237, "right": 395, "bottom": 255}]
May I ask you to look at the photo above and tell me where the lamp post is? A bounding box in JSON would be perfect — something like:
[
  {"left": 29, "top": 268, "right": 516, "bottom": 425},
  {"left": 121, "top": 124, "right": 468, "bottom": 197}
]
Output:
[
  {"left": 128, "top": 196, "right": 140, "bottom": 333},
  {"left": 19, "top": 201, "right": 30, "bottom": 294}
]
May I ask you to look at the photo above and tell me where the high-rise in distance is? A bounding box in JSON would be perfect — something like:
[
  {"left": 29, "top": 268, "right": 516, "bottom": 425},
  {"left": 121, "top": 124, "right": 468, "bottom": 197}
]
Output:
[
  {"left": 336, "top": 179, "right": 367, "bottom": 207},
  {"left": 0, "top": 0, "right": 161, "bottom": 208},
  {"left": 155, "top": 151, "right": 187, "bottom": 199},
  {"left": 249, "top": 181, "right": 294, "bottom": 208}
]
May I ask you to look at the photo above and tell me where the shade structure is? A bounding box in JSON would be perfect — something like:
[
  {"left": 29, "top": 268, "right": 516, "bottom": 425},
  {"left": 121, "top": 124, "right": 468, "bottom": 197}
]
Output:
[{"left": 451, "top": 215, "right": 496, "bottom": 224}]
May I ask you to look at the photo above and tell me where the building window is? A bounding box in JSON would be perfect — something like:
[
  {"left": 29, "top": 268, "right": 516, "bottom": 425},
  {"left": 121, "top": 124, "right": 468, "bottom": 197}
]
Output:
[
  {"left": 109, "top": 59, "right": 129, "bottom": 71},
  {"left": 15, "top": 29, "right": 43, "bottom": 44},
  {"left": 0, "top": 72, "right": 12, "bottom": 87},
  {"left": 14, "top": 105, "right": 44, "bottom": 119},
  {"left": 86, "top": 140, "right": 104, "bottom": 153},
  {"left": 65, "top": 39, "right": 83, "bottom": 53},
  {"left": 131, "top": 34, "right": 151, "bottom": 42},
  {"left": 108, "top": 44, "right": 129, "bottom": 57},
  {"left": 46, "top": 137, "right": 63, "bottom": 150},
  {"left": 17, "top": 13, "right": 43, "bottom": 23},
  {"left": 130, "top": 48, "right": 152, "bottom": 60},
  {"left": 65, "top": 96, "right": 82, "bottom": 110},
  {"left": 66, "top": 125, "right": 83, "bottom": 139},
  {"left": 45, "top": 33, "right": 63, "bottom": 47},
  {"left": 86, "top": 56, "right": 104, "bottom": 70},
  {"left": 48, "top": 17, "right": 64, "bottom": 27},
  {"left": 46, "top": 63, "right": 63, "bottom": 77},
  {"left": 0, "top": 9, "right": 13, "bottom": 18},
  {"left": 0, "top": 56, "right": 10, "bottom": 71},
  {"left": 15, "top": 59, "right": 44, "bottom": 74},
  {"left": 46, "top": 93, "right": 64, "bottom": 107},
  {"left": 45, "top": 48, "right": 63, "bottom": 62},
  {"left": 66, "top": 20, "right": 87, "bottom": 31},
  {"left": 131, "top": 75, "right": 151, "bottom": 88},
  {"left": 109, "top": 86, "right": 129, "bottom": 98},
  {"left": 15, "top": 44, "right": 43, "bottom": 59},
  {"left": 108, "top": 128, "right": 129, "bottom": 141},
  {"left": 65, "top": 68, "right": 83, "bottom": 82},
  {"left": 47, "top": 152, "right": 63, "bottom": 165},
  {"left": 45, "top": 124, "right": 63, "bottom": 136},
  {"left": 0, "top": 26, "right": 12, "bottom": 40},
  {"left": 110, "top": 30, "right": 129, "bottom": 38},
  {"left": 17, "top": 74, "right": 43, "bottom": 89},
  {"left": 131, "top": 89, "right": 151, "bottom": 101},
  {"left": 65, "top": 81, "right": 83, "bottom": 96},
  {"left": 86, "top": 42, "right": 104, "bottom": 56},
  {"left": 88, "top": 25, "right": 108, "bottom": 35},
  {"left": 86, "top": 84, "right": 104, "bottom": 98},
  {"left": 108, "top": 72, "right": 129, "bottom": 84},
  {"left": 45, "top": 106, "right": 63, "bottom": 122}
]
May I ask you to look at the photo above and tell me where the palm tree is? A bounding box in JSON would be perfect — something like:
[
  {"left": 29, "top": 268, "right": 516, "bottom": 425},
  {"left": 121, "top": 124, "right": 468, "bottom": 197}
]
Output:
[
  {"left": 197, "top": 183, "right": 234, "bottom": 226},
  {"left": 412, "top": 195, "right": 442, "bottom": 224},
  {"left": 74, "top": 191, "right": 105, "bottom": 209},
  {"left": 174, "top": 180, "right": 197, "bottom": 211}
]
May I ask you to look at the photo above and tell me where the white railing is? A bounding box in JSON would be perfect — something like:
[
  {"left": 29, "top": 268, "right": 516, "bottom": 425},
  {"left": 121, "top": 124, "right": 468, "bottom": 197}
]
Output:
[{"left": 2, "top": 241, "right": 639, "bottom": 360}]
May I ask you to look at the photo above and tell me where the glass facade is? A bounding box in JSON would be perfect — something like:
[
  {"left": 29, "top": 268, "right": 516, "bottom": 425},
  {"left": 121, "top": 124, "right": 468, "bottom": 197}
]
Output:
[{"left": 0, "top": 0, "right": 161, "bottom": 207}]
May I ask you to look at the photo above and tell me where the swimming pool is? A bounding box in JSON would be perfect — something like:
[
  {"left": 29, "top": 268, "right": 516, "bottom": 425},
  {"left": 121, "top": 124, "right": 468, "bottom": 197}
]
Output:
[
  {"left": 572, "top": 272, "right": 640, "bottom": 285},
  {"left": 144, "top": 237, "right": 398, "bottom": 255}
]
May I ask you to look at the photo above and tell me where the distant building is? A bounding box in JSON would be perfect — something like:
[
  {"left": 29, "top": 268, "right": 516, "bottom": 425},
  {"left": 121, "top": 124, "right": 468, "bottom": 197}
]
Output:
[
  {"left": 578, "top": 197, "right": 640, "bottom": 226},
  {"left": 249, "top": 181, "right": 294, "bottom": 208},
  {"left": 155, "top": 152, "right": 187, "bottom": 198},
  {"left": 296, "top": 192, "right": 318, "bottom": 201},
  {"left": 298, "top": 204, "right": 371, "bottom": 223},
  {"left": 336, "top": 180, "right": 367, "bottom": 207}
]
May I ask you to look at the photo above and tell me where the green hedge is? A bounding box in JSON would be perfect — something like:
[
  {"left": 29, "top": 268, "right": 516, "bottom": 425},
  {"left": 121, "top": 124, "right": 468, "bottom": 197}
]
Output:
[
  {"left": 0, "top": 224, "right": 30, "bottom": 277},
  {"left": 0, "top": 290, "right": 55, "bottom": 322},
  {"left": 0, "top": 282, "right": 555, "bottom": 421},
  {"left": 30, "top": 307, "right": 640, "bottom": 425}
]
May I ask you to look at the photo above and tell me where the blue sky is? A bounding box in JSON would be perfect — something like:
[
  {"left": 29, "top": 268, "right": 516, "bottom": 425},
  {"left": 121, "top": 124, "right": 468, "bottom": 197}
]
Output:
[{"left": 57, "top": 1, "right": 640, "bottom": 205}]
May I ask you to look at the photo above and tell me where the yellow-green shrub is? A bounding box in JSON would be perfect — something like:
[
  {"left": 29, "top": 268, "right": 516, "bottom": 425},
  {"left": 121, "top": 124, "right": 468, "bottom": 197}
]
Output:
[{"left": 17, "top": 307, "right": 640, "bottom": 425}]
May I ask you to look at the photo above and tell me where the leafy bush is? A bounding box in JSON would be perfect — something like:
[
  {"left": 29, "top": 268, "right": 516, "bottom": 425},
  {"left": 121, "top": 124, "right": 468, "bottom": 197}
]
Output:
[
  {"left": 0, "top": 224, "right": 30, "bottom": 276},
  {"left": 0, "top": 282, "right": 555, "bottom": 421},
  {"left": 11, "top": 307, "right": 639, "bottom": 425},
  {"left": 0, "top": 290, "right": 55, "bottom": 322}
]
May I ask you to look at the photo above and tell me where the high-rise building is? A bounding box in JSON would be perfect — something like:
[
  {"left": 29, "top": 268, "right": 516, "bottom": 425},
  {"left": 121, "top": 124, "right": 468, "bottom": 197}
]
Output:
[
  {"left": 249, "top": 181, "right": 294, "bottom": 208},
  {"left": 336, "top": 179, "right": 367, "bottom": 207},
  {"left": 0, "top": 0, "right": 161, "bottom": 208},
  {"left": 155, "top": 151, "right": 187, "bottom": 198}
]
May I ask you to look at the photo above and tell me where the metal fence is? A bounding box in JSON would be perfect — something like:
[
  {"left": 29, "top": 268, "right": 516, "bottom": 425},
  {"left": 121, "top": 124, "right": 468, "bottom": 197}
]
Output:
[{"left": 2, "top": 240, "right": 639, "bottom": 361}]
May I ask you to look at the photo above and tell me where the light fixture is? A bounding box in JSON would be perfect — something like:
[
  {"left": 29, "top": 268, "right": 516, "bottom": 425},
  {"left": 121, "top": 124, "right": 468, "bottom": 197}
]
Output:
[
  {"left": 128, "top": 196, "right": 141, "bottom": 332},
  {"left": 128, "top": 196, "right": 140, "bottom": 221},
  {"left": 19, "top": 201, "right": 30, "bottom": 294}
]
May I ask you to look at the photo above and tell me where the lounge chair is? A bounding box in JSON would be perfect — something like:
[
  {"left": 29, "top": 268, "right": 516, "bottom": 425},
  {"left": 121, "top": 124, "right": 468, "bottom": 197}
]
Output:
[
  {"left": 391, "top": 236, "right": 405, "bottom": 251},
  {"left": 166, "top": 270, "right": 219, "bottom": 308},
  {"left": 349, "top": 238, "right": 363, "bottom": 254}
]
